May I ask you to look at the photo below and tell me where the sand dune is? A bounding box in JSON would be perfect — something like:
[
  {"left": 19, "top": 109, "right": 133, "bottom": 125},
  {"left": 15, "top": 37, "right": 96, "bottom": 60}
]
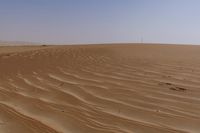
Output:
[{"left": 0, "top": 44, "right": 200, "bottom": 133}]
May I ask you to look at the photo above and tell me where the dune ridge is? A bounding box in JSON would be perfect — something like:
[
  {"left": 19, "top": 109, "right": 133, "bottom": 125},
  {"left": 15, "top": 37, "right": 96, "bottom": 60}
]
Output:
[{"left": 0, "top": 44, "right": 200, "bottom": 133}]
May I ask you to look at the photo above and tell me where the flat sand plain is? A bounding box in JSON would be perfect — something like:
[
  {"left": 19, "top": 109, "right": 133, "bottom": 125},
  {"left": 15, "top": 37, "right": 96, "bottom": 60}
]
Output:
[{"left": 0, "top": 44, "right": 200, "bottom": 133}]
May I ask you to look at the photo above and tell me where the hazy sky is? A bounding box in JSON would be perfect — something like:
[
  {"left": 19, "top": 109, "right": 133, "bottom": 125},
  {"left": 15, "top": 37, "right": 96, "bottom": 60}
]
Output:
[{"left": 0, "top": 0, "right": 200, "bottom": 44}]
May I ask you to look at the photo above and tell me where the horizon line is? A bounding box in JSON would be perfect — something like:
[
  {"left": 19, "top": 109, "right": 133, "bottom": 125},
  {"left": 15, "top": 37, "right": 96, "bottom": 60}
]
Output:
[{"left": 0, "top": 40, "right": 200, "bottom": 46}]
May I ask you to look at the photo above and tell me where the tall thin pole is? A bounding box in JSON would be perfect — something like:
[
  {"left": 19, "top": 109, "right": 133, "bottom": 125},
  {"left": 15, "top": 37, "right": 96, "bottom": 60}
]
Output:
[{"left": 140, "top": 37, "right": 143, "bottom": 44}]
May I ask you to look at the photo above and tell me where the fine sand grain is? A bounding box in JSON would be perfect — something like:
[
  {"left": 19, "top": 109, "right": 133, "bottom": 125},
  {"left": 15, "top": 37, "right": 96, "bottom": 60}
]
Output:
[{"left": 0, "top": 44, "right": 200, "bottom": 133}]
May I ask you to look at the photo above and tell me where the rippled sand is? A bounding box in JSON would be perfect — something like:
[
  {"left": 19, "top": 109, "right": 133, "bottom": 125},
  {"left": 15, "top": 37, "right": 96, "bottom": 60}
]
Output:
[{"left": 0, "top": 44, "right": 200, "bottom": 133}]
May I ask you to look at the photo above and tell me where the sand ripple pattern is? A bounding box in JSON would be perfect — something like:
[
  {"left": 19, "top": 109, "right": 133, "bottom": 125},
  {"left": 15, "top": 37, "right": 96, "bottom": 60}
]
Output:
[{"left": 0, "top": 44, "right": 200, "bottom": 133}]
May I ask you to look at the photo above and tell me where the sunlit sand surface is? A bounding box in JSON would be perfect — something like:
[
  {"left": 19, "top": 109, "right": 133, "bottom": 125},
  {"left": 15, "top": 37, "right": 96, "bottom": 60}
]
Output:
[{"left": 0, "top": 44, "right": 200, "bottom": 133}]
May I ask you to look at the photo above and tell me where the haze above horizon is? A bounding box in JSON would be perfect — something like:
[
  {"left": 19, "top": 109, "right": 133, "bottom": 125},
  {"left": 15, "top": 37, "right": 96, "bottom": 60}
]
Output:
[{"left": 0, "top": 0, "right": 200, "bottom": 44}]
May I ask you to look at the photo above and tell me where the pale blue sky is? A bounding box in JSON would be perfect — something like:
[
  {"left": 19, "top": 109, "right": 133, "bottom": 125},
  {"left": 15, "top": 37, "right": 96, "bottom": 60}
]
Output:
[{"left": 0, "top": 0, "right": 200, "bottom": 44}]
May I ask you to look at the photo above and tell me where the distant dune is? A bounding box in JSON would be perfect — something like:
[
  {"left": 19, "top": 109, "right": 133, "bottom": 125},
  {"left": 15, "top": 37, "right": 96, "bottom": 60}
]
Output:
[
  {"left": 0, "top": 40, "right": 46, "bottom": 46},
  {"left": 0, "top": 44, "right": 200, "bottom": 133}
]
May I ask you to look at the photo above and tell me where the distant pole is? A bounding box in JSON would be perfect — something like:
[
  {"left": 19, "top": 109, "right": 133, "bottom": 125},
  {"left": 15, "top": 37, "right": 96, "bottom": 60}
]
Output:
[{"left": 140, "top": 37, "right": 143, "bottom": 44}]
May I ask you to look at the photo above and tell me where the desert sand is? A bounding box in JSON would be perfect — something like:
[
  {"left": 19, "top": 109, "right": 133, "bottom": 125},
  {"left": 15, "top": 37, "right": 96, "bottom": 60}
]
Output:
[{"left": 0, "top": 44, "right": 200, "bottom": 133}]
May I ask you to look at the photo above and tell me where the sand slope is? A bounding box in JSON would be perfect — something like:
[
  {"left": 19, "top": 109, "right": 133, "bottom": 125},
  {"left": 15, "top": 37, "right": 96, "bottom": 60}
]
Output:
[{"left": 0, "top": 44, "right": 200, "bottom": 133}]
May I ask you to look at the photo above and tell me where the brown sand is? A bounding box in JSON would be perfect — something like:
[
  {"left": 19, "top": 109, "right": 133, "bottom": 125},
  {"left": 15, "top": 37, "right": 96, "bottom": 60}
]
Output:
[{"left": 0, "top": 44, "right": 200, "bottom": 133}]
